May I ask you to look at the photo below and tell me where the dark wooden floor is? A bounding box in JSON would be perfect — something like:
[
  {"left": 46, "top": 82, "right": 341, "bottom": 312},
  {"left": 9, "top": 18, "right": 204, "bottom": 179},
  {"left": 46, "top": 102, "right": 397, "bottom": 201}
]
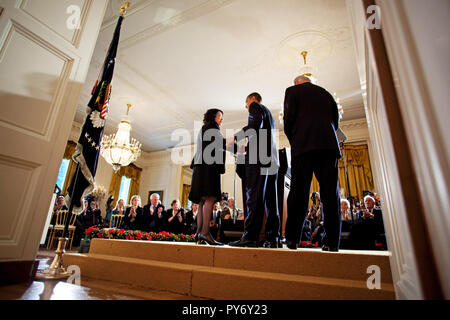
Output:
[{"left": 0, "top": 249, "right": 202, "bottom": 300}]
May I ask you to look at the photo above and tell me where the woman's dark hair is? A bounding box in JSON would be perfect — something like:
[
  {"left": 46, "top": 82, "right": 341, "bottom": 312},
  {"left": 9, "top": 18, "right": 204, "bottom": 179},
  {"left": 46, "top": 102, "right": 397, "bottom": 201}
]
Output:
[
  {"left": 156, "top": 204, "right": 165, "bottom": 211},
  {"left": 203, "top": 108, "right": 223, "bottom": 125}
]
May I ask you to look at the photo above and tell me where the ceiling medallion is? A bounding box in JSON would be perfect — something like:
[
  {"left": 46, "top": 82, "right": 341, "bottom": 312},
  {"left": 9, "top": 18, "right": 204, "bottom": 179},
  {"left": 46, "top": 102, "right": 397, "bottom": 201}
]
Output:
[{"left": 277, "top": 30, "right": 334, "bottom": 68}]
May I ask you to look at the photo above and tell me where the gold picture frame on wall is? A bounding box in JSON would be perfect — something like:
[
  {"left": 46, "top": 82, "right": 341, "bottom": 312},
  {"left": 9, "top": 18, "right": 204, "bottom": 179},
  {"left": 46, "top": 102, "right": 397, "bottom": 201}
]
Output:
[{"left": 148, "top": 190, "right": 164, "bottom": 205}]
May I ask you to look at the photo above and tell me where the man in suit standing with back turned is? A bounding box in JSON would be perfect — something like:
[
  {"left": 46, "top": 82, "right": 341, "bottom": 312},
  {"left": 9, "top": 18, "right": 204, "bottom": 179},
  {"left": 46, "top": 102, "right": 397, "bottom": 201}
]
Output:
[{"left": 283, "top": 76, "right": 342, "bottom": 251}]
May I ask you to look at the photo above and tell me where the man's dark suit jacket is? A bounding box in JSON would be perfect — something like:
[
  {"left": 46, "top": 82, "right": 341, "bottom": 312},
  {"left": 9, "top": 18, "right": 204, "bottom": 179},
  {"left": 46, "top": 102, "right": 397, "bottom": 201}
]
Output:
[
  {"left": 234, "top": 102, "right": 277, "bottom": 167},
  {"left": 284, "top": 82, "right": 341, "bottom": 159},
  {"left": 142, "top": 203, "right": 158, "bottom": 231}
]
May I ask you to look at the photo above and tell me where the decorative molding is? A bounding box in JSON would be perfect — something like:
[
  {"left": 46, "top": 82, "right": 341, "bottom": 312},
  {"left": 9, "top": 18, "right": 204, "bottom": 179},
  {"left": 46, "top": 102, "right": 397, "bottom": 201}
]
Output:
[
  {"left": 0, "top": 20, "right": 75, "bottom": 140},
  {"left": 117, "top": 0, "right": 238, "bottom": 50},
  {"left": 101, "top": 0, "right": 158, "bottom": 30},
  {"left": 18, "top": 0, "right": 93, "bottom": 48},
  {"left": 72, "top": 0, "right": 93, "bottom": 48},
  {"left": 0, "top": 154, "right": 41, "bottom": 259},
  {"left": 340, "top": 118, "right": 367, "bottom": 131}
]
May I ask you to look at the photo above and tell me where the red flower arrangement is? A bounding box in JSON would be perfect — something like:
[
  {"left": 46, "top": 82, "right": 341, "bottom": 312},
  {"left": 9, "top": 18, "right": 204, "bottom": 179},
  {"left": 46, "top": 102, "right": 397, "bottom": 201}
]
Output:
[
  {"left": 84, "top": 226, "right": 195, "bottom": 243},
  {"left": 299, "top": 241, "right": 319, "bottom": 248}
]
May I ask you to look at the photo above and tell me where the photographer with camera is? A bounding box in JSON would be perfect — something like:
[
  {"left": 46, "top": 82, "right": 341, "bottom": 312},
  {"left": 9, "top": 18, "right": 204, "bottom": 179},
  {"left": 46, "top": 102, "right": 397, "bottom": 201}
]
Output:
[{"left": 300, "top": 192, "right": 326, "bottom": 246}]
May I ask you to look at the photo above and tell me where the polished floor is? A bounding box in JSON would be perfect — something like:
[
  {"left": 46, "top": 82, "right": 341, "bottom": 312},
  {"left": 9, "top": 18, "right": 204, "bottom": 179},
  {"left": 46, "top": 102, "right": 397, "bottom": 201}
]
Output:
[{"left": 0, "top": 248, "right": 203, "bottom": 300}]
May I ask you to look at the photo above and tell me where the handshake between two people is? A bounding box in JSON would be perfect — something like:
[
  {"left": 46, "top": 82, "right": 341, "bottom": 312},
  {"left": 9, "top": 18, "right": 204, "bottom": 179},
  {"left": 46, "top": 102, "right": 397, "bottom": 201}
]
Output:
[{"left": 225, "top": 136, "right": 245, "bottom": 155}]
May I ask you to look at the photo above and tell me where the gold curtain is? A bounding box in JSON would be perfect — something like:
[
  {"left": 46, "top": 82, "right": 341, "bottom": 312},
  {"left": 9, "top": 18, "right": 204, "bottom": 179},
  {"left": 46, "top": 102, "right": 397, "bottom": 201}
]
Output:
[
  {"left": 308, "top": 144, "right": 374, "bottom": 204},
  {"left": 338, "top": 144, "right": 374, "bottom": 200},
  {"left": 181, "top": 184, "right": 191, "bottom": 209},
  {"left": 62, "top": 141, "right": 77, "bottom": 195},
  {"left": 108, "top": 163, "right": 142, "bottom": 206}
]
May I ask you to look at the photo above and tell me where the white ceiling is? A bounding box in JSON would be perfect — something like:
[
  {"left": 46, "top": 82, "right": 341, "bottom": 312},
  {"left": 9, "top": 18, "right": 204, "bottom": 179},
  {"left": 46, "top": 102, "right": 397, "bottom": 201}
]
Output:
[{"left": 75, "top": 0, "right": 365, "bottom": 152}]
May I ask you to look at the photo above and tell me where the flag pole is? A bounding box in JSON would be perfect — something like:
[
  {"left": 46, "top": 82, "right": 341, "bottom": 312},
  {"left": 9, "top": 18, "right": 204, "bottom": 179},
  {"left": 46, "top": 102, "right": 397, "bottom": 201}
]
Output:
[
  {"left": 35, "top": 165, "right": 80, "bottom": 280},
  {"left": 63, "top": 164, "right": 81, "bottom": 238},
  {"left": 36, "top": 2, "right": 129, "bottom": 280}
]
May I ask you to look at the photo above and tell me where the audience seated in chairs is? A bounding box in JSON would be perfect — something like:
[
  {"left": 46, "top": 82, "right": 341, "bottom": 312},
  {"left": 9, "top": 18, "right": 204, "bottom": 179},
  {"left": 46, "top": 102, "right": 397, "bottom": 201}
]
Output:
[
  {"left": 300, "top": 208, "right": 315, "bottom": 242},
  {"left": 209, "top": 202, "right": 221, "bottom": 240},
  {"left": 154, "top": 204, "right": 168, "bottom": 233},
  {"left": 142, "top": 193, "right": 160, "bottom": 232},
  {"left": 166, "top": 199, "right": 185, "bottom": 235},
  {"left": 90, "top": 198, "right": 103, "bottom": 226},
  {"left": 112, "top": 198, "right": 126, "bottom": 216},
  {"left": 221, "top": 198, "right": 244, "bottom": 220},
  {"left": 339, "top": 199, "right": 354, "bottom": 249},
  {"left": 104, "top": 196, "right": 115, "bottom": 227},
  {"left": 50, "top": 196, "right": 68, "bottom": 225},
  {"left": 123, "top": 195, "right": 143, "bottom": 231},
  {"left": 108, "top": 199, "right": 126, "bottom": 228},
  {"left": 75, "top": 195, "right": 102, "bottom": 227},
  {"left": 184, "top": 203, "right": 198, "bottom": 235},
  {"left": 299, "top": 192, "right": 325, "bottom": 247},
  {"left": 47, "top": 205, "right": 76, "bottom": 250},
  {"left": 348, "top": 195, "right": 386, "bottom": 250}
]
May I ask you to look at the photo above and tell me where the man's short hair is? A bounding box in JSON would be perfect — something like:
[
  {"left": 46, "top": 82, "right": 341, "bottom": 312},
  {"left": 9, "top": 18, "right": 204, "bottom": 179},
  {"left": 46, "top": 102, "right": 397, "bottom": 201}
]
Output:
[
  {"left": 364, "top": 195, "right": 375, "bottom": 203},
  {"left": 247, "top": 92, "right": 262, "bottom": 102},
  {"left": 150, "top": 193, "right": 160, "bottom": 200},
  {"left": 294, "top": 75, "right": 311, "bottom": 84}
]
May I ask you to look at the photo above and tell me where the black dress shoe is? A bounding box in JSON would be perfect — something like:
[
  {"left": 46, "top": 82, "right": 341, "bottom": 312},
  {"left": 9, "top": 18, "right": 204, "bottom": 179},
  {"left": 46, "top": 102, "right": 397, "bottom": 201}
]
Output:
[
  {"left": 322, "top": 245, "right": 339, "bottom": 252},
  {"left": 228, "top": 237, "right": 258, "bottom": 248},
  {"left": 286, "top": 240, "right": 298, "bottom": 250},
  {"left": 195, "top": 233, "right": 205, "bottom": 245}
]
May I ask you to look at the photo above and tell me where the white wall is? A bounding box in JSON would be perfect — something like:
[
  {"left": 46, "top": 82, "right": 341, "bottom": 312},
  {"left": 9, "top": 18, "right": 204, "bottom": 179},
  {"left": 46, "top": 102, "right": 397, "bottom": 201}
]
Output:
[{"left": 135, "top": 149, "right": 181, "bottom": 208}]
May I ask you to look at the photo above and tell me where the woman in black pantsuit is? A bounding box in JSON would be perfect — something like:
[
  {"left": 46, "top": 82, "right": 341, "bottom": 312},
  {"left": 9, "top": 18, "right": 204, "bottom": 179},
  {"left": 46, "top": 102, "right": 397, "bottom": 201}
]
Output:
[
  {"left": 123, "top": 195, "right": 143, "bottom": 231},
  {"left": 189, "top": 109, "right": 226, "bottom": 246}
]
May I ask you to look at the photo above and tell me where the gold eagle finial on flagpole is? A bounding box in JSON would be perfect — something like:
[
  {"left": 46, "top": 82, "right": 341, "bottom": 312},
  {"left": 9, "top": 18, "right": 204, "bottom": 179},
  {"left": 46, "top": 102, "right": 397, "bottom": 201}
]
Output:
[{"left": 120, "top": 2, "right": 130, "bottom": 17}]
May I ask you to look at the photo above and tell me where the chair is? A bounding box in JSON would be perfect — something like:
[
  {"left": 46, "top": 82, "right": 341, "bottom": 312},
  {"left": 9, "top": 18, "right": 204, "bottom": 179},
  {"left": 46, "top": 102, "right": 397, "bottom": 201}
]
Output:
[
  {"left": 46, "top": 210, "right": 77, "bottom": 250},
  {"left": 109, "top": 214, "right": 124, "bottom": 229}
]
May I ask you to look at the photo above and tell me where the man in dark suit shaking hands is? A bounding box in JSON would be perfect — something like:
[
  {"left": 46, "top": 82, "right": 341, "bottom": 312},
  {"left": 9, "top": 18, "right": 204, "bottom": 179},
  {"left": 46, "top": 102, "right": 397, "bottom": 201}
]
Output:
[
  {"left": 226, "top": 92, "right": 280, "bottom": 248},
  {"left": 283, "top": 76, "right": 342, "bottom": 251}
]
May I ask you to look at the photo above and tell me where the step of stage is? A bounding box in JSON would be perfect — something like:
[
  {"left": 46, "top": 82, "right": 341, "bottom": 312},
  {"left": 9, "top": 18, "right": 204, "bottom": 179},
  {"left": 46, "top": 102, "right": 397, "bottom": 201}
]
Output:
[{"left": 63, "top": 239, "right": 395, "bottom": 300}]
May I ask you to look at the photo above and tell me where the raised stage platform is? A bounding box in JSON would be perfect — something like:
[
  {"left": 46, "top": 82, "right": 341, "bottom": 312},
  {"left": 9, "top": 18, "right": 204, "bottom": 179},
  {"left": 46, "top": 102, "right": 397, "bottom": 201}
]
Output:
[{"left": 62, "top": 239, "right": 395, "bottom": 300}]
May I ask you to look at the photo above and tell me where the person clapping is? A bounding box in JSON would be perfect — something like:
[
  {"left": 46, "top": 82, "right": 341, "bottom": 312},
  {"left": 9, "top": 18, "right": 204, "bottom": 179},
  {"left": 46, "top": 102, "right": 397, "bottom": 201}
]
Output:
[{"left": 123, "top": 195, "right": 143, "bottom": 231}]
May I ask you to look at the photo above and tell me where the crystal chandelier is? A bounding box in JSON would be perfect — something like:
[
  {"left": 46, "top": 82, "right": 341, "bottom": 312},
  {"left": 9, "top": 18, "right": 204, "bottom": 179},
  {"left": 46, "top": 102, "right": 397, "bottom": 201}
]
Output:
[
  {"left": 333, "top": 92, "right": 344, "bottom": 120},
  {"left": 101, "top": 104, "right": 141, "bottom": 172}
]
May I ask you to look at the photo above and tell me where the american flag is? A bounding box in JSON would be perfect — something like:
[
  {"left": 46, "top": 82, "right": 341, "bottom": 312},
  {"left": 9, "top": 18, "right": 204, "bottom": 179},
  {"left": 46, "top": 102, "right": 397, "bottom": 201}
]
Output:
[{"left": 66, "top": 15, "right": 124, "bottom": 212}]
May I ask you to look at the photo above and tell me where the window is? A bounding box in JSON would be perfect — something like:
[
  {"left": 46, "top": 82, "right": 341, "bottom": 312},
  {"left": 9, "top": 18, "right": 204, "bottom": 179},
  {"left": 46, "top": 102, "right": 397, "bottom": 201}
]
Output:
[
  {"left": 56, "top": 158, "right": 70, "bottom": 190},
  {"left": 118, "top": 176, "right": 131, "bottom": 205}
]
